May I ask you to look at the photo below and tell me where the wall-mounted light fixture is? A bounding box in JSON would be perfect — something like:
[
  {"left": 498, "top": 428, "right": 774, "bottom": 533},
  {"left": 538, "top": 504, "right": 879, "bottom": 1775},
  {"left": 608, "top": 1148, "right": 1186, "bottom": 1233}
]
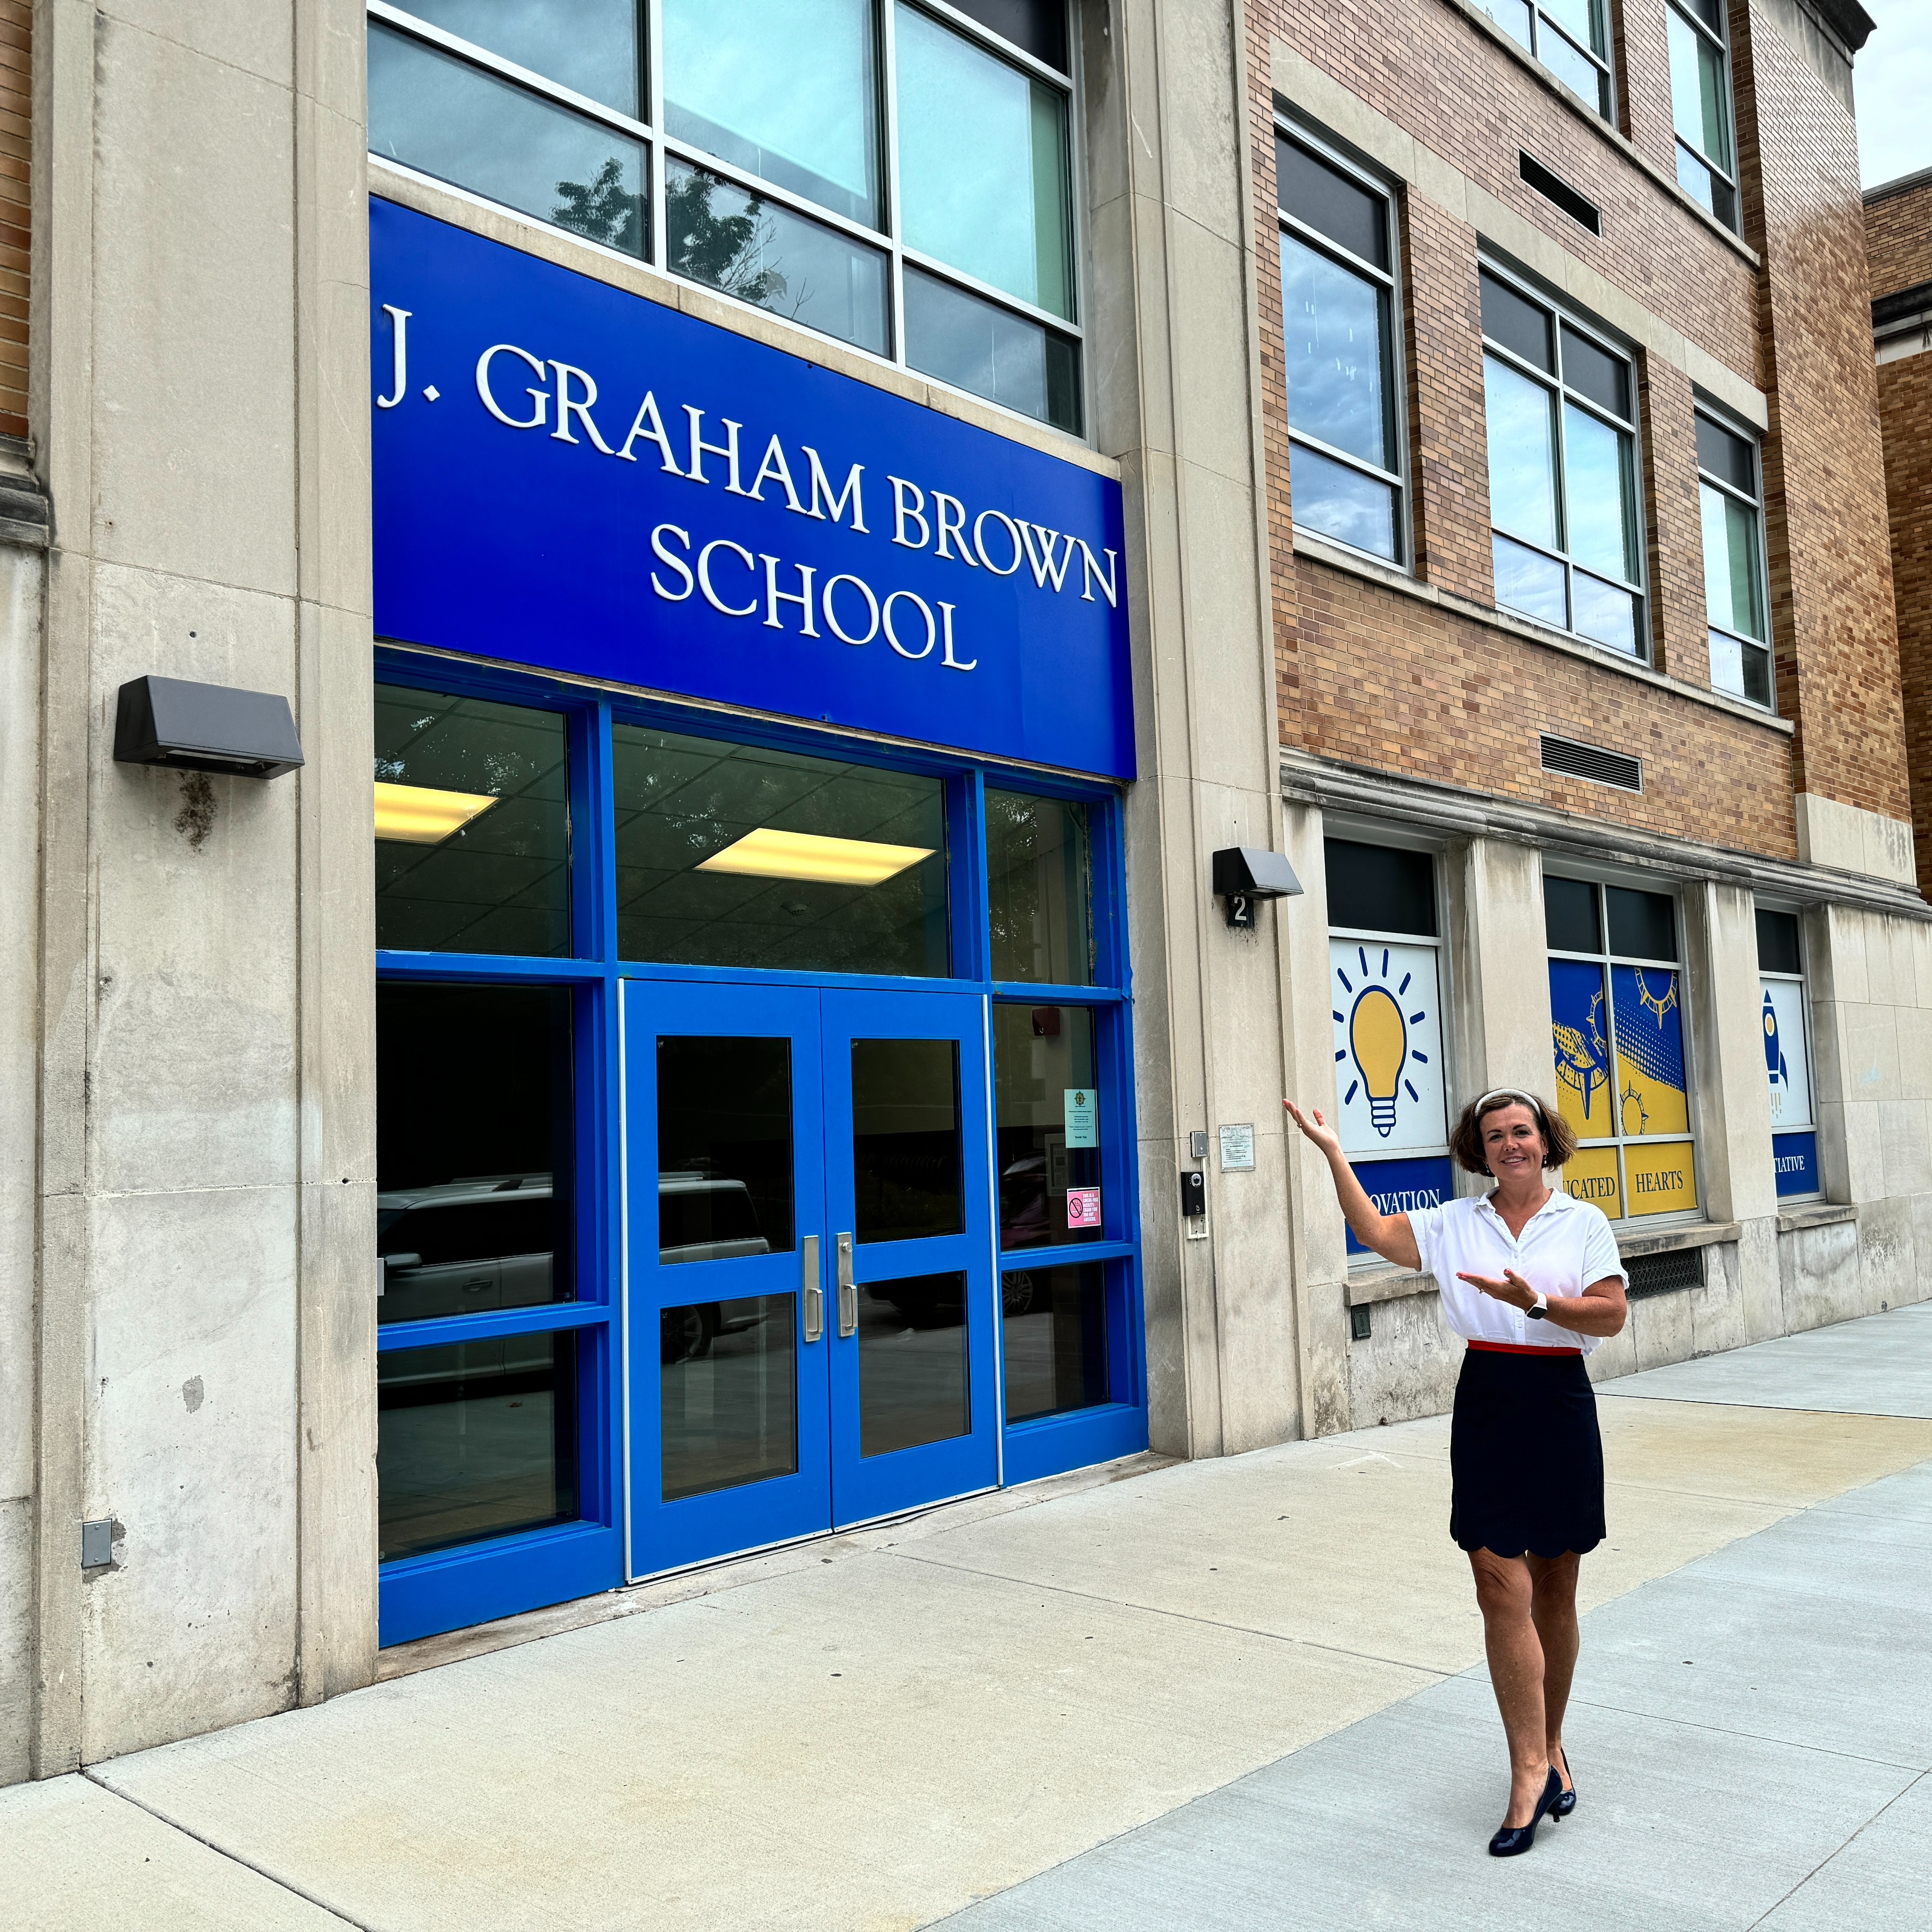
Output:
[
  {"left": 114, "top": 676, "right": 304, "bottom": 780},
  {"left": 1211, "top": 846, "right": 1303, "bottom": 929}
]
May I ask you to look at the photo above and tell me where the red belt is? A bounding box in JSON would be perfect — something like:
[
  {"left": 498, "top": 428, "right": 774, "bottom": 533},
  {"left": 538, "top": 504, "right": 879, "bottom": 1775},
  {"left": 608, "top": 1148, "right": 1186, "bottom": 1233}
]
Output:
[{"left": 1466, "top": 1339, "right": 1582, "bottom": 1356}]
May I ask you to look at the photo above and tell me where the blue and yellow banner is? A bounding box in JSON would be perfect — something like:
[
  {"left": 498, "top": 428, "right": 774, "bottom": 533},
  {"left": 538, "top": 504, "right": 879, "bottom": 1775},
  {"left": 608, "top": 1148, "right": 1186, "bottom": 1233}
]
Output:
[
  {"left": 1625, "top": 1138, "right": 1698, "bottom": 1215},
  {"left": 1558, "top": 1145, "right": 1622, "bottom": 1219},
  {"left": 1550, "top": 959, "right": 1614, "bottom": 1141},
  {"left": 1610, "top": 965, "right": 1689, "bottom": 1138}
]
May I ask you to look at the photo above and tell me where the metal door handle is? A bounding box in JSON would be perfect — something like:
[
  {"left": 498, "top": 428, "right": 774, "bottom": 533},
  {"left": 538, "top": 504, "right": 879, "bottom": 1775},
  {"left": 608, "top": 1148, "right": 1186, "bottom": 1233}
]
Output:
[
  {"left": 836, "top": 1232, "right": 856, "bottom": 1337},
  {"left": 802, "top": 1234, "right": 823, "bottom": 1343}
]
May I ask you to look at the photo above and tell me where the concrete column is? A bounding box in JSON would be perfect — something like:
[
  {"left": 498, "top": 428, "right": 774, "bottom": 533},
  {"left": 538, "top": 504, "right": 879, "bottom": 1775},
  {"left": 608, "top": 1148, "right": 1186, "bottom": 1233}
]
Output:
[
  {"left": 1086, "top": 2, "right": 1306, "bottom": 1457},
  {"left": 1445, "top": 837, "right": 1551, "bottom": 1112},
  {"left": 23, "top": 0, "right": 374, "bottom": 1778}
]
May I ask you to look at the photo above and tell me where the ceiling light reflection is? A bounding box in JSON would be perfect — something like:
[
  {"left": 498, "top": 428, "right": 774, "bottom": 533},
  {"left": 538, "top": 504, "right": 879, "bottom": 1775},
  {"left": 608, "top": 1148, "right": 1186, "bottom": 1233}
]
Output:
[
  {"left": 696, "top": 827, "right": 934, "bottom": 887},
  {"left": 373, "top": 781, "right": 498, "bottom": 845}
]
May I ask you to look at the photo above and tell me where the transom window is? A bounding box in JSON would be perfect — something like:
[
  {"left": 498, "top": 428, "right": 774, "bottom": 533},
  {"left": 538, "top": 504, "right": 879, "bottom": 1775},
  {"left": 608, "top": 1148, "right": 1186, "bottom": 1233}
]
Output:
[
  {"left": 1696, "top": 408, "right": 1772, "bottom": 709},
  {"left": 366, "top": 1, "right": 1083, "bottom": 435},
  {"left": 1545, "top": 876, "right": 1699, "bottom": 1225},
  {"left": 1666, "top": 0, "right": 1739, "bottom": 230},
  {"left": 1277, "top": 127, "right": 1406, "bottom": 566},
  {"left": 1481, "top": 265, "right": 1647, "bottom": 658},
  {"left": 1480, "top": 0, "right": 1614, "bottom": 120}
]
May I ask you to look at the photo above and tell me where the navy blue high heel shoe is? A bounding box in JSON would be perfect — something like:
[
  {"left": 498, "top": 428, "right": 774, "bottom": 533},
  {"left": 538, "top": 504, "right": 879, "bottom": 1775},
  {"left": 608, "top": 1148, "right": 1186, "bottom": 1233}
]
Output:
[
  {"left": 1552, "top": 1747, "right": 1576, "bottom": 1818},
  {"left": 1488, "top": 1766, "right": 1563, "bottom": 1857}
]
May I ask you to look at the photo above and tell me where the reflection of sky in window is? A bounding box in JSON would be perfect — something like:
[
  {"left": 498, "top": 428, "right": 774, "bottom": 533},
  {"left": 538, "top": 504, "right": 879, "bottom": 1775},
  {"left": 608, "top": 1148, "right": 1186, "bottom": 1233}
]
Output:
[
  {"left": 1290, "top": 444, "right": 1395, "bottom": 560},
  {"left": 1542, "top": 0, "right": 1601, "bottom": 55},
  {"left": 1701, "top": 484, "right": 1764, "bottom": 639},
  {"left": 896, "top": 6, "right": 1066, "bottom": 314},
  {"left": 1668, "top": 9, "right": 1730, "bottom": 164},
  {"left": 1484, "top": 357, "right": 1559, "bottom": 548},
  {"left": 1563, "top": 404, "right": 1634, "bottom": 582},
  {"left": 1494, "top": 535, "right": 1566, "bottom": 626},
  {"left": 402, "top": 0, "right": 639, "bottom": 115},
  {"left": 663, "top": 0, "right": 875, "bottom": 216},
  {"left": 1281, "top": 235, "right": 1387, "bottom": 469},
  {"left": 1573, "top": 572, "right": 1638, "bottom": 653},
  {"left": 369, "top": 25, "right": 642, "bottom": 244}
]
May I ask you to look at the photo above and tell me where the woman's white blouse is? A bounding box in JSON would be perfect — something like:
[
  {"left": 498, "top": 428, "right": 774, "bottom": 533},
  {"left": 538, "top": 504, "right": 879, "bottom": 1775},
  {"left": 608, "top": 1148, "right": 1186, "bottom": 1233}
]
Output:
[{"left": 1407, "top": 1189, "right": 1627, "bottom": 1356}]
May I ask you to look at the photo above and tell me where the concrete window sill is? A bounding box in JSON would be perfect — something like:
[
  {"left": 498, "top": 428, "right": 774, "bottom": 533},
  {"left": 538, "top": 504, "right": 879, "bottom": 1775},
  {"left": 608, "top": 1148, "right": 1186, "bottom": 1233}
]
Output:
[
  {"left": 1776, "top": 1201, "right": 1859, "bottom": 1235},
  {"left": 1615, "top": 1220, "right": 1740, "bottom": 1259}
]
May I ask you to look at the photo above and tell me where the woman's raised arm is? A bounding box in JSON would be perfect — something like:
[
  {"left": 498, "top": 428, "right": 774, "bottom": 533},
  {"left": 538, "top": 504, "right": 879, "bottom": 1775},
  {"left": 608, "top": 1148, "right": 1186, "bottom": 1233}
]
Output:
[{"left": 1283, "top": 1099, "right": 1422, "bottom": 1272}]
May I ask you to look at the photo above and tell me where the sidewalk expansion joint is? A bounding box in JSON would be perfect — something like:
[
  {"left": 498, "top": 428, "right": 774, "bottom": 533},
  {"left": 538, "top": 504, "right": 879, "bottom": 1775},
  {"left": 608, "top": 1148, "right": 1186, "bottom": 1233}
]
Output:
[
  {"left": 1557, "top": 1692, "right": 1932, "bottom": 1774},
  {"left": 1743, "top": 1768, "right": 1930, "bottom": 1929},
  {"left": 80, "top": 1771, "right": 375, "bottom": 1931}
]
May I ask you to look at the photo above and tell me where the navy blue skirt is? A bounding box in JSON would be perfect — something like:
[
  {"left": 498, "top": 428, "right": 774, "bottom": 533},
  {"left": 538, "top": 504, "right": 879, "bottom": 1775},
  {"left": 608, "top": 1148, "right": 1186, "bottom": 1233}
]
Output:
[{"left": 1449, "top": 1346, "right": 1606, "bottom": 1558}]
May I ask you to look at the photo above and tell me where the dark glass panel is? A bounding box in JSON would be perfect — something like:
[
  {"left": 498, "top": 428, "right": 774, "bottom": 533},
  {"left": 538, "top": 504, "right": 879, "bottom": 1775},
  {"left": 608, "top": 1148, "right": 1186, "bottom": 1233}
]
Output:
[
  {"left": 1002, "top": 1262, "right": 1107, "bottom": 1421},
  {"left": 1696, "top": 414, "right": 1756, "bottom": 494},
  {"left": 376, "top": 983, "right": 574, "bottom": 1325},
  {"left": 1742, "top": 641, "right": 1774, "bottom": 709},
  {"left": 613, "top": 727, "right": 948, "bottom": 976},
  {"left": 1606, "top": 885, "right": 1678, "bottom": 962},
  {"left": 660, "top": 1294, "right": 798, "bottom": 1500},
  {"left": 666, "top": 157, "right": 890, "bottom": 355},
  {"left": 1559, "top": 325, "right": 1631, "bottom": 420},
  {"left": 1325, "top": 839, "right": 1439, "bottom": 938},
  {"left": 856, "top": 1272, "right": 970, "bottom": 1457},
  {"left": 1544, "top": 875, "right": 1601, "bottom": 954},
  {"left": 1684, "top": 0, "right": 1724, "bottom": 29},
  {"left": 994, "top": 1005, "right": 1099, "bottom": 1252},
  {"left": 1756, "top": 909, "right": 1802, "bottom": 976},
  {"left": 851, "top": 1039, "right": 964, "bottom": 1243},
  {"left": 368, "top": 24, "right": 647, "bottom": 257},
  {"left": 987, "top": 791, "right": 1094, "bottom": 984},
  {"left": 1277, "top": 138, "right": 1388, "bottom": 269},
  {"left": 398, "top": 0, "right": 643, "bottom": 116},
  {"left": 946, "top": 0, "right": 1068, "bottom": 69},
  {"left": 378, "top": 1332, "right": 579, "bottom": 1562},
  {"left": 374, "top": 683, "right": 570, "bottom": 957},
  {"left": 654, "top": 1036, "right": 795, "bottom": 1262},
  {"left": 1480, "top": 271, "right": 1553, "bottom": 371},
  {"left": 903, "top": 266, "right": 1082, "bottom": 434}
]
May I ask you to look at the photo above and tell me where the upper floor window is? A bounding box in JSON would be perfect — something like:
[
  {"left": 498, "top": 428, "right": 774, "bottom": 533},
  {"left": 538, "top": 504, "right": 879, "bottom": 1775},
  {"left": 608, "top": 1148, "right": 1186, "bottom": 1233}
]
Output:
[
  {"left": 1278, "top": 129, "right": 1407, "bottom": 566},
  {"left": 1481, "top": 266, "right": 1646, "bottom": 658},
  {"left": 1480, "top": 0, "right": 1614, "bottom": 120},
  {"left": 1696, "top": 408, "right": 1771, "bottom": 708},
  {"left": 1666, "top": 0, "right": 1739, "bottom": 230},
  {"left": 366, "top": 1, "right": 1083, "bottom": 435}
]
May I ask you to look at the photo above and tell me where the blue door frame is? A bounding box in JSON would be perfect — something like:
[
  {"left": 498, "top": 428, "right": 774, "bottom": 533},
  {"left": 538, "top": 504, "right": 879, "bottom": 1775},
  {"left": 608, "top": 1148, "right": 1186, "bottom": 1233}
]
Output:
[
  {"left": 374, "top": 651, "right": 1145, "bottom": 1647},
  {"left": 624, "top": 981, "right": 998, "bottom": 1576}
]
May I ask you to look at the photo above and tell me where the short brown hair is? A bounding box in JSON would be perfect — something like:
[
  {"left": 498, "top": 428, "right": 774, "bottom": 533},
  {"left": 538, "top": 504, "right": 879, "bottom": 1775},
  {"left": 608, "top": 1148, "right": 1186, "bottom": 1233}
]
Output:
[{"left": 1449, "top": 1089, "right": 1579, "bottom": 1176}]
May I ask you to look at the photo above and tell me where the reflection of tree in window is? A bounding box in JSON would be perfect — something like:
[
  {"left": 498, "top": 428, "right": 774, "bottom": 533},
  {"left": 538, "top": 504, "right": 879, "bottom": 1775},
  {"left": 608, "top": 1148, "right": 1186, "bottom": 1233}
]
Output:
[
  {"left": 553, "top": 156, "right": 644, "bottom": 255},
  {"left": 667, "top": 168, "right": 801, "bottom": 313}
]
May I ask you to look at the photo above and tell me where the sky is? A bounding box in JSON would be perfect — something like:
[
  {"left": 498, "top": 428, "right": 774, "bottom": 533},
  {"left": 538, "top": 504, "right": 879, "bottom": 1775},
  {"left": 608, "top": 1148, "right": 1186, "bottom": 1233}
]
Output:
[{"left": 1855, "top": 0, "right": 1932, "bottom": 189}]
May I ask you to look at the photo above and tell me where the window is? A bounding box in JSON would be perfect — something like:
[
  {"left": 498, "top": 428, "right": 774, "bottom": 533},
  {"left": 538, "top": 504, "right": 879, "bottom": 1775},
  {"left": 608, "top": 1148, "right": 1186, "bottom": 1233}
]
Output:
[
  {"left": 1479, "top": 0, "right": 1614, "bottom": 120},
  {"left": 1326, "top": 839, "right": 1452, "bottom": 1257},
  {"left": 1665, "top": 0, "right": 1739, "bottom": 230},
  {"left": 1481, "top": 267, "right": 1646, "bottom": 657},
  {"left": 1697, "top": 409, "right": 1772, "bottom": 708},
  {"left": 1546, "top": 877, "right": 1698, "bottom": 1223},
  {"left": 1277, "top": 129, "right": 1406, "bottom": 564},
  {"left": 1757, "top": 909, "right": 1818, "bottom": 1200},
  {"left": 367, "top": 1, "right": 1083, "bottom": 434}
]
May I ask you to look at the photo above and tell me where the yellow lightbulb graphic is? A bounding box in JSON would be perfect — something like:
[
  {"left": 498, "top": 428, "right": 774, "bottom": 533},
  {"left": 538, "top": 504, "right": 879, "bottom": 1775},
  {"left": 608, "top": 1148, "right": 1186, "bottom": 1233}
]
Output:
[{"left": 1350, "top": 986, "right": 1408, "bottom": 1139}]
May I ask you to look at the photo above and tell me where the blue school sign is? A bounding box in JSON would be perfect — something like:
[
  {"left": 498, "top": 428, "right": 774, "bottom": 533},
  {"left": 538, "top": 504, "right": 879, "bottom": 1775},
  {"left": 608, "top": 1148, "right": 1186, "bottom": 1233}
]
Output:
[{"left": 369, "top": 199, "right": 1136, "bottom": 780}]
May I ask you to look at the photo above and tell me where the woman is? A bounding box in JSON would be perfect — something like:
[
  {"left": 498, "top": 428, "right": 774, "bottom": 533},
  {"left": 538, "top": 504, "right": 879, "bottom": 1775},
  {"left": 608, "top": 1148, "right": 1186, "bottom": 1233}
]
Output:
[{"left": 1283, "top": 1087, "right": 1628, "bottom": 1857}]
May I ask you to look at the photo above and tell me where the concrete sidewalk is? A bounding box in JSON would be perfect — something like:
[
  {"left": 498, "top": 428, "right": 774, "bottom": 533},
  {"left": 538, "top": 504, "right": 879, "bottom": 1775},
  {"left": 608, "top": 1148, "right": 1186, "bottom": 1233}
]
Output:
[{"left": 9, "top": 1304, "right": 1932, "bottom": 1930}]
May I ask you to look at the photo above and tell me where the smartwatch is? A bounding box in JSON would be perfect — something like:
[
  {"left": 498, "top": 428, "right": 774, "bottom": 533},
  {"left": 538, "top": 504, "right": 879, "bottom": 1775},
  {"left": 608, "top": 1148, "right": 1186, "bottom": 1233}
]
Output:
[{"left": 1526, "top": 1293, "right": 1550, "bottom": 1321}]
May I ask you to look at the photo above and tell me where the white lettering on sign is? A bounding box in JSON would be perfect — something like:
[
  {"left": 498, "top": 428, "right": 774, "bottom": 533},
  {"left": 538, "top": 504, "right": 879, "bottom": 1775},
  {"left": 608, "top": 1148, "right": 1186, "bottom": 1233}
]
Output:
[
  {"left": 1368, "top": 1187, "right": 1443, "bottom": 1213},
  {"left": 445, "top": 333, "right": 1120, "bottom": 676},
  {"left": 1774, "top": 1155, "right": 1809, "bottom": 1173}
]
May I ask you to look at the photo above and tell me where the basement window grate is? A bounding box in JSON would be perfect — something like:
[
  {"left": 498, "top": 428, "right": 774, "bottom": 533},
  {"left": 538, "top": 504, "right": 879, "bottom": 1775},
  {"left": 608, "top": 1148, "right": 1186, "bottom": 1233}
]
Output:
[
  {"left": 1626, "top": 1248, "right": 1703, "bottom": 1298},
  {"left": 1519, "top": 152, "right": 1601, "bottom": 234},
  {"left": 1541, "top": 733, "right": 1642, "bottom": 793}
]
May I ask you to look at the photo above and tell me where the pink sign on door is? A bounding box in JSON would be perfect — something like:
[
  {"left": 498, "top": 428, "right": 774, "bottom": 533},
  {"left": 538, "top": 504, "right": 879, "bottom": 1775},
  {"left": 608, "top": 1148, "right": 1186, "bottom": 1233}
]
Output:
[{"left": 1067, "top": 1187, "right": 1102, "bottom": 1230}]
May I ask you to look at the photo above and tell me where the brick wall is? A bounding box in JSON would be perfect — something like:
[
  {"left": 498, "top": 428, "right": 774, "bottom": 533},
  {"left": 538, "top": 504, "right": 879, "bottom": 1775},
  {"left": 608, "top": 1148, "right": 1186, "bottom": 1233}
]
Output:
[
  {"left": 0, "top": 1, "right": 24, "bottom": 442},
  {"left": 1867, "top": 174, "right": 1932, "bottom": 894},
  {"left": 1866, "top": 168, "right": 1932, "bottom": 300},
  {"left": 1250, "top": 0, "right": 1909, "bottom": 865},
  {"left": 1729, "top": 0, "right": 1908, "bottom": 822}
]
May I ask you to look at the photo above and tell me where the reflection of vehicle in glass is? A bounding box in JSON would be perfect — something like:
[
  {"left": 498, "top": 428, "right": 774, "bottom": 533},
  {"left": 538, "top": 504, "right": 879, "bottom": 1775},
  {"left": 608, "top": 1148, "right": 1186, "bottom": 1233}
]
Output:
[
  {"left": 377, "top": 1173, "right": 561, "bottom": 1323},
  {"left": 658, "top": 1172, "right": 771, "bottom": 1363}
]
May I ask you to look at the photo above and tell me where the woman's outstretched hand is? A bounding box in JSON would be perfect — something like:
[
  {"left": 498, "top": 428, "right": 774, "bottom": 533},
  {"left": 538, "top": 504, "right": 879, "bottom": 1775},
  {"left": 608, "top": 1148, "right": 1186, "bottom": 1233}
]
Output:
[
  {"left": 1283, "top": 1099, "right": 1343, "bottom": 1159},
  {"left": 1457, "top": 1267, "right": 1539, "bottom": 1311}
]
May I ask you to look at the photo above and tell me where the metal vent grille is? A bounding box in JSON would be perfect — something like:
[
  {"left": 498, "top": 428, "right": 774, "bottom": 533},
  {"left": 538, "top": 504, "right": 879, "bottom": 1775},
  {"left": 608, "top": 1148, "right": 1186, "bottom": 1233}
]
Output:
[
  {"left": 1626, "top": 1248, "right": 1703, "bottom": 1298},
  {"left": 1519, "top": 152, "right": 1602, "bottom": 235},
  {"left": 1541, "top": 733, "right": 1642, "bottom": 793}
]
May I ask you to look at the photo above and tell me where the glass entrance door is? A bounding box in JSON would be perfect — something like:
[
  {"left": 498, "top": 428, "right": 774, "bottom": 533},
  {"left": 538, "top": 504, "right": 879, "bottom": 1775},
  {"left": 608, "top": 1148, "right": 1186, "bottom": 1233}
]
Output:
[{"left": 624, "top": 980, "right": 997, "bottom": 1575}]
